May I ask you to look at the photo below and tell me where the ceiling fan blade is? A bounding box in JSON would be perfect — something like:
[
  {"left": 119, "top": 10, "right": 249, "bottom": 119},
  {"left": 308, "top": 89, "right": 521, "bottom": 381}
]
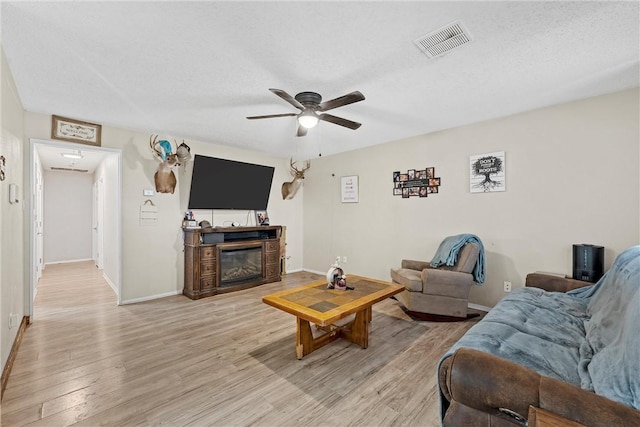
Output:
[
  {"left": 318, "top": 91, "right": 365, "bottom": 112},
  {"left": 318, "top": 113, "right": 362, "bottom": 130},
  {"left": 296, "top": 124, "right": 308, "bottom": 137},
  {"left": 246, "top": 113, "right": 297, "bottom": 120},
  {"left": 269, "top": 88, "right": 305, "bottom": 110}
]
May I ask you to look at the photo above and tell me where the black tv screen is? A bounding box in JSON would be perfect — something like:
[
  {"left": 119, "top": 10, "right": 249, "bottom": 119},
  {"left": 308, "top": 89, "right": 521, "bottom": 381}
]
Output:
[{"left": 188, "top": 155, "right": 275, "bottom": 210}]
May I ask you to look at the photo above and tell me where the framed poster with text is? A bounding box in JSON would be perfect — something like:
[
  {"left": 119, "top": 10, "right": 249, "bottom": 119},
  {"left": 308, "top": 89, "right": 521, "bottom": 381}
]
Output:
[
  {"left": 341, "top": 175, "right": 359, "bottom": 203},
  {"left": 470, "top": 151, "right": 505, "bottom": 193},
  {"left": 51, "top": 115, "right": 102, "bottom": 146}
]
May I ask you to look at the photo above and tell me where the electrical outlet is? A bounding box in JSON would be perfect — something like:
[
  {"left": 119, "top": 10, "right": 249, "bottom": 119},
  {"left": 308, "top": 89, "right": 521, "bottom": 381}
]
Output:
[
  {"left": 503, "top": 281, "right": 512, "bottom": 292},
  {"left": 342, "top": 256, "right": 347, "bottom": 263},
  {"left": 335, "top": 256, "right": 340, "bottom": 265}
]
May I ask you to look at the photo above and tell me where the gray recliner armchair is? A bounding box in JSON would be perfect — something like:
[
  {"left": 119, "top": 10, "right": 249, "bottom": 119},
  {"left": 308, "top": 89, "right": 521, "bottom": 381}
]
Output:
[{"left": 390, "top": 242, "right": 481, "bottom": 320}]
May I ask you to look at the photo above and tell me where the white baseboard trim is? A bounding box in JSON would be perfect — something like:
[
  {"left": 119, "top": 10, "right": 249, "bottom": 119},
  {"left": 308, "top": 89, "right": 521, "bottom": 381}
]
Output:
[
  {"left": 468, "top": 302, "right": 491, "bottom": 312},
  {"left": 303, "top": 268, "right": 326, "bottom": 276},
  {"left": 45, "top": 258, "right": 93, "bottom": 265},
  {"left": 284, "top": 268, "right": 303, "bottom": 274},
  {"left": 120, "top": 290, "right": 182, "bottom": 305},
  {"left": 102, "top": 273, "right": 118, "bottom": 296}
]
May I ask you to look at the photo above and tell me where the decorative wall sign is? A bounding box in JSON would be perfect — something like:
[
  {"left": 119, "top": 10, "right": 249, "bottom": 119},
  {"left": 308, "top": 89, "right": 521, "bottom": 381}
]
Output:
[
  {"left": 139, "top": 199, "right": 158, "bottom": 226},
  {"left": 341, "top": 175, "right": 359, "bottom": 203},
  {"left": 470, "top": 151, "right": 505, "bottom": 193},
  {"left": 51, "top": 115, "right": 102, "bottom": 146},
  {"left": 392, "top": 167, "right": 440, "bottom": 198},
  {"left": 0, "top": 155, "right": 5, "bottom": 181}
]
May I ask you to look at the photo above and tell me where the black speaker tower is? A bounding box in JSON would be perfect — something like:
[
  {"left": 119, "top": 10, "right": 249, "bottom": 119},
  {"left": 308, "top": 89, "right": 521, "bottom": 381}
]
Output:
[{"left": 572, "top": 244, "right": 604, "bottom": 283}]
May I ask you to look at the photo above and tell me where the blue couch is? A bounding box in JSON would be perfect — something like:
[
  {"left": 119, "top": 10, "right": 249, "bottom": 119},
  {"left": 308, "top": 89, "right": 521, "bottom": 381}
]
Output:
[{"left": 438, "top": 245, "right": 640, "bottom": 426}]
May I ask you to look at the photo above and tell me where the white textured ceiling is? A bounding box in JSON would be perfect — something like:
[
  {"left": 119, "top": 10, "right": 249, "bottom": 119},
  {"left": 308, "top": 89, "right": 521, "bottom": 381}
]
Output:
[
  {"left": 2, "top": 1, "right": 639, "bottom": 160},
  {"left": 35, "top": 142, "right": 111, "bottom": 174}
]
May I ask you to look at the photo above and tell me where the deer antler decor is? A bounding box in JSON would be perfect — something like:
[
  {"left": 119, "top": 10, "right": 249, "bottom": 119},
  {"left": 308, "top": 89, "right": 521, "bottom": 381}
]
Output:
[
  {"left": 281, "top": 158, "right": 310, "bottom": 200},
  {"left": 175, "top": 140, "right": 192, "bottom": 165},
  {"left": 149, "top": 134, "right": 191, "bottom": 194}
]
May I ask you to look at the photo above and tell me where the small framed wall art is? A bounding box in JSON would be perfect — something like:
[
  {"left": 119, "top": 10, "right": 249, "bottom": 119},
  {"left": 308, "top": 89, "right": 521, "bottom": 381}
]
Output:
[
  {"left": 341, "top": 175, "right": 359, "bottom": 203},
  {"left": 470, "top": 151, "right": 505, "bottom": 193},
  {"left": 51, "top": 115, "right": 102, "bottom": 146}
]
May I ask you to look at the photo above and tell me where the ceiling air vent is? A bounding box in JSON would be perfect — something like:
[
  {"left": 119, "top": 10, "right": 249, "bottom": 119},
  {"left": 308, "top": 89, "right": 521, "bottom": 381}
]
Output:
[
  {"left": 51, "top": 167, "right": 88, "bottom": 173},
  {"left": 414, "top": 20, "right": 472, "bottom": 59}
]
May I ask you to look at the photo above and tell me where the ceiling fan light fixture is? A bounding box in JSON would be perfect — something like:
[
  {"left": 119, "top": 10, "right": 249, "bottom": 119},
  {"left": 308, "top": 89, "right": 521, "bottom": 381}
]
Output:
[
  {"left": 248, "top": 89, "right": 364, "bottom": 136},
  {"left": 298, "top": 110, "right": 319, "bottom": 129}
]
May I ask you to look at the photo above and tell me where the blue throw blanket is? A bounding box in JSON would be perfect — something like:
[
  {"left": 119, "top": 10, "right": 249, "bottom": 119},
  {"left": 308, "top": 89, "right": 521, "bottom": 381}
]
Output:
[
  {"left": 576, "top": 245, "right": 640, "bottom": 409},
  {"left": 438, "top": 245, "right": 640, "bottom": 421},
  {"left": 430, "top": 234, "right": 486, "bottom": 284}
]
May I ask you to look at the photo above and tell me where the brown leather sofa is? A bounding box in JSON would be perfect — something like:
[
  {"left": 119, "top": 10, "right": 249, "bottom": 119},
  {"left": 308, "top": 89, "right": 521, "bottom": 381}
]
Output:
[
  {"left": 438, "top": 273, "right": 640, "bottom": 427},
  {"left": 439, "top": 347, "right": 640, "bottom": 426}
]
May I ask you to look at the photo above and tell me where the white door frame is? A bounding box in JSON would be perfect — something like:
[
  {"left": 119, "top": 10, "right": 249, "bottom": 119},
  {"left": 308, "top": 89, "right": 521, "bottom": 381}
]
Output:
[
  {"left": 92, "top": 181, "right": 98, "bottom": 262},
  {"left": 34, "top": 155, "right": 44, "bottom": 291},
  {"left": 29, "top": 138, "right": 123, "bottom": 318},
  {"left": 92, "top": 178, "right": 105, "bottom": 269}
]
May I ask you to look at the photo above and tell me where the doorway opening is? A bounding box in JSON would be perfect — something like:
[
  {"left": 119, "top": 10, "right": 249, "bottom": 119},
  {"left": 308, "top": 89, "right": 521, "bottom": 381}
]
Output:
[{"left": 29, "top": 138, "right": 122, "bottom": 319}]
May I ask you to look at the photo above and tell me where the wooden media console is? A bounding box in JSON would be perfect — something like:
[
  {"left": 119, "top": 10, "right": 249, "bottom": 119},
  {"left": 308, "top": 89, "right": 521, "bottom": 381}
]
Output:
[{"left": 183, "top": 226, "right": 282, "bottom": 299}]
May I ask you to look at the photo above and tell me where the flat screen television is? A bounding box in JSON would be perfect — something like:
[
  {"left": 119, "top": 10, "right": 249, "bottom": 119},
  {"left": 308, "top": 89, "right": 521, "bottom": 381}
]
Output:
[{"left": 188, "top": 155, "right": 275, "bottom": 210}]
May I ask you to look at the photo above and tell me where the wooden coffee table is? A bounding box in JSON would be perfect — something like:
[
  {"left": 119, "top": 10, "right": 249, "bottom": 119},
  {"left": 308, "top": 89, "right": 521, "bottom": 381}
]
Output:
[{"left": 263, "top": 275, "right": 404, "bottom": 359}]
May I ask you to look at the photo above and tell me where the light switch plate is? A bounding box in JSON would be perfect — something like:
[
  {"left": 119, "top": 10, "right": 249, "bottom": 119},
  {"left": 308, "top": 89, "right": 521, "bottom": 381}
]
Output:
[{"left": 9, "top": 183, "right": 18, "bottom": 204}]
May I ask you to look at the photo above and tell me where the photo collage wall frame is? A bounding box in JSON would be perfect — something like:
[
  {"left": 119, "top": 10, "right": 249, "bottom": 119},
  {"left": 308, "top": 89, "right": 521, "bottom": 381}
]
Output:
[{"left": 392, "top": 167, "right": 441, "bottom": 198}]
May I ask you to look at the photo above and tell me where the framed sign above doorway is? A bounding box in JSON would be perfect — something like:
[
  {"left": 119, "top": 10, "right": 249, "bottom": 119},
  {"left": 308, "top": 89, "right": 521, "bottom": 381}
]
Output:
[{"left": 51, "top": 115, "right": 102, "bottom": 146}]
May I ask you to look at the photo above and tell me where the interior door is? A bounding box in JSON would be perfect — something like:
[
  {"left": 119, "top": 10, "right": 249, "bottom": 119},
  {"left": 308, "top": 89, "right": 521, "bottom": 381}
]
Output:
[
  {"left": 35, "top": 165, "right": 44, "bottom": 281},
  {"left": 92, "top": 181, "right": 97, "bottom": 263},
  {"left": 93, "top": 178, "right": 104, "bottom": 269},
  {"left": 33, "top": 163, "right": 44, "bottom": 287}
]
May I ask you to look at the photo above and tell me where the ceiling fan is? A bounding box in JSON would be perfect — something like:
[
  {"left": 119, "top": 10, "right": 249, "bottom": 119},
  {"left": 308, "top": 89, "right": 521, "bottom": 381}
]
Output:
[{"left": 246, "top": 88, "right": 365, "bottom": 137}]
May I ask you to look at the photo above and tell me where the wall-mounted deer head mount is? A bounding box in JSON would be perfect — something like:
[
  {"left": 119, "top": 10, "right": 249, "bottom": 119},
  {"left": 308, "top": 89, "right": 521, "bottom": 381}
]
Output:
[
  {"left": 149, "top": 135, "right": 191, "bottom": 194},
  {"left": 281, "top": 158, "right": 310, "bottom": 200}
]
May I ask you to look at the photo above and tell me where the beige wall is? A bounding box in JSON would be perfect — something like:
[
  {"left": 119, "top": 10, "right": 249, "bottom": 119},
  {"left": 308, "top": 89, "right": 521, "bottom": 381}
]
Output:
[
  {"left": 43, "top": 170, "right": 93, "bottom": 263},
  {"left": 23, "top": 112, "right": 305, "bottom": 303},
  {"left": 4, "top": 47, "right": 639, "bottom": 363},
  {"left": 303, "top": 89, "right": 640, "bottom": 308},
  {"left": 1, "top": 46, "right": 26, "bottom": 369}
]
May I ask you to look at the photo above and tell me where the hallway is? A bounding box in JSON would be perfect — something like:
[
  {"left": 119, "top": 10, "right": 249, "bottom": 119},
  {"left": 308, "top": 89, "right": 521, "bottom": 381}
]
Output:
[
  {"left": 33, "top": 261, "right": 115, "bottom": 317},
  {"left": 1, "top": 261, "right": 117, "bottom": 425}
]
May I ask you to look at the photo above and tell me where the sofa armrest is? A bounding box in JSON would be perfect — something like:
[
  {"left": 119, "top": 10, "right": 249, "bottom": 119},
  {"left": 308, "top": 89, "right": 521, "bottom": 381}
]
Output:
[
  {"left": 525, "top": 273, "right": 592, "bottom": 293},
  {"left": 441, "top": 348, "right": 539, "bottom": 423},
  {"left": 400, "top": 259, "right": 432, "bottom": 271},
  {"left": 421, "top": 269, "right": 474, "bottom": 297},
  {"left": 441, "top": 348, "right": 640, "bottom": 427}
]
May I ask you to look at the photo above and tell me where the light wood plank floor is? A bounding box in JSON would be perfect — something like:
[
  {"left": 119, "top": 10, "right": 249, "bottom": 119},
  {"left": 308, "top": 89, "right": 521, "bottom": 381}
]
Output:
[{"left": 1, "top": 261, "right": 484, "bottom": 426}]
